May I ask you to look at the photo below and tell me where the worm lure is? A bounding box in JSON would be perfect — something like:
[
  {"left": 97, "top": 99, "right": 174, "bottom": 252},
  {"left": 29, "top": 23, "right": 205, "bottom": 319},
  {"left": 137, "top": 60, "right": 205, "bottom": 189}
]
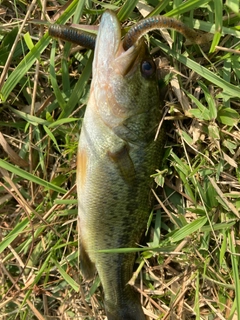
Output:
[
  {"left": 49, "top": 25, "right": 96, "bottom": 50},
  {"left": 49, "top": 13, "right": 210, "bottom": 51},
  {"left": 122, "top": 15, "right": 210, "bottom": 50}
]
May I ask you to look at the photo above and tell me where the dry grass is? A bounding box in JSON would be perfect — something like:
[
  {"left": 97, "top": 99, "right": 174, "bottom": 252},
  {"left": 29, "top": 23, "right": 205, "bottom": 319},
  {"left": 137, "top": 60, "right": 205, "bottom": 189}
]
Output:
[{"left": 0, "top": 0, "right": 240, "bottom": 319}]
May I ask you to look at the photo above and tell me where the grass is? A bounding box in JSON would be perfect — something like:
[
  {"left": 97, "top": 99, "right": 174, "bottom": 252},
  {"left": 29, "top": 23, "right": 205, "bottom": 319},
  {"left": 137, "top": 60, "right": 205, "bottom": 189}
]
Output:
[{"left": 0, "top": 0, "right": 240, "bottom": 319}]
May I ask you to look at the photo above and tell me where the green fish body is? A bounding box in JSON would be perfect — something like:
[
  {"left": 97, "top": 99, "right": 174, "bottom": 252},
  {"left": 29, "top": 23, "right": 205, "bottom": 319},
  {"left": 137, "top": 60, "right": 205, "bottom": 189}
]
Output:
[{"left": 77, "top": 11, "right": 163, "bottom": 320}]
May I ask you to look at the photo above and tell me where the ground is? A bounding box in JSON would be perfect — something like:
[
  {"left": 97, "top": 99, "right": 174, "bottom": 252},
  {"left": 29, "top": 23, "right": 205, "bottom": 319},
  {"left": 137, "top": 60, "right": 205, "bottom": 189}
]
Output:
[{"left": 0, "top": 1, "right": 240, "bottom": 319}]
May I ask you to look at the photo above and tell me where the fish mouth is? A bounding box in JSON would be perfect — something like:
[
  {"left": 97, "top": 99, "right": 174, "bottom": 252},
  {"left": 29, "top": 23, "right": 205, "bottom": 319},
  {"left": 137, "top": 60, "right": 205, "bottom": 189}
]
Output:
[
  {"left": 92, "top": 11, "right": 150, "bottom": 126},
  {"left": 115, "top": 39, "right": 146, "bottom": 77},
  {"left": 93, "top": 10, "right": 146, "bottom": 78}
]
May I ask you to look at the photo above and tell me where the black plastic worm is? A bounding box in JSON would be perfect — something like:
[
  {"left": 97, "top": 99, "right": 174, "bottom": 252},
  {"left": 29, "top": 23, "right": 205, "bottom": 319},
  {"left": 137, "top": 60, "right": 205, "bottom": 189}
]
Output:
[
  {"left": 123, "top": 15, "right": 209, "bottom": 50},
  {"left": 49, "top": 25, "right": 96, "bottom": 50}
]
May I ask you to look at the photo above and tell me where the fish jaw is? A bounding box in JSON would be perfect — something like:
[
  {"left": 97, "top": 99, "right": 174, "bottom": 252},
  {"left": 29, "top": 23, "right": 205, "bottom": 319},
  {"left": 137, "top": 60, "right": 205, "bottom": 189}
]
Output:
[
  {"left": 93, "top": 10, "right": 122, "bottom": 75},
  {"left": 92, "top": 11, "right": 150, "bottom": 131},
  {"left": 93, "top": 10, "right": 143, "bottom": 78}
]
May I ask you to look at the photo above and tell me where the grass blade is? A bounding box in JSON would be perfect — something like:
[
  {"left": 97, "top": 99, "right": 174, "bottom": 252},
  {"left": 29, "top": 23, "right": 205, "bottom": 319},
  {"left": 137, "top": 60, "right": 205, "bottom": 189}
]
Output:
[
  {"left": 0, "top": 159, "right": 66, "bottom": 194},
  {"left": 153, "top": 39, "right": 240, "bottom": 97},
  {"left": 0, "top": 0, "right": 80, "bottom": 101},
  {"left": 0, "top": 218, "right": 29, "bottom": 254},
  {"left": 53, "top": 259, "right": 79, "bottom": 292}
]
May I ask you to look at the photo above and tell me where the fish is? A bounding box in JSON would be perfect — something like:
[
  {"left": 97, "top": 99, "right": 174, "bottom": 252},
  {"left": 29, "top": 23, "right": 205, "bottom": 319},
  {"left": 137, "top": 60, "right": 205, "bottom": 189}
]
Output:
[
  {"left": 76, "top": 11, "right": 164, "bottom": 320},
  {"left": 48, "top": 11, "right": 211, "bottom": 319}
]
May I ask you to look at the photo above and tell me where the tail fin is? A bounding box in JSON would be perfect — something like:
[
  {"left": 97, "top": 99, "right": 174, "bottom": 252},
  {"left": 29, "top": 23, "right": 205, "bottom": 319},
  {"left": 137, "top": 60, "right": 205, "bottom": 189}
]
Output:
[{"left": 105, "top": 291, "right": 146, "bottom": 320}]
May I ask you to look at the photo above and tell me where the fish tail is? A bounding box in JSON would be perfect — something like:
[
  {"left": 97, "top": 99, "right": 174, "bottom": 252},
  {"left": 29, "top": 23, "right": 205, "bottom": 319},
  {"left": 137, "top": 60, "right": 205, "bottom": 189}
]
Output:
[{"left": 105, "top": 292, "right": 146, "bottom": 320}]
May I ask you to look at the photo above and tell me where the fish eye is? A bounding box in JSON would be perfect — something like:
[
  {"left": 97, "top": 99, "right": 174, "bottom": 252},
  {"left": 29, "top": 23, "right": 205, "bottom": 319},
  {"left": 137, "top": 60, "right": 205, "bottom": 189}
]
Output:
[{"left": 141, "top": 59, "right": 155, "bottom": 78}]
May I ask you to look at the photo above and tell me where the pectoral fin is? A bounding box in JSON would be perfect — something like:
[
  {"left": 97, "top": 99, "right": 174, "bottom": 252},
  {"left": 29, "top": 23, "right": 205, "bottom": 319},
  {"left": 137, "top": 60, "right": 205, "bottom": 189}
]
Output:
[
  {"left": 108, "top": 144, "right": 136, "bottom": 184},
  {"left": 80, "top": 240, "right": 96, "bottom": 280}
]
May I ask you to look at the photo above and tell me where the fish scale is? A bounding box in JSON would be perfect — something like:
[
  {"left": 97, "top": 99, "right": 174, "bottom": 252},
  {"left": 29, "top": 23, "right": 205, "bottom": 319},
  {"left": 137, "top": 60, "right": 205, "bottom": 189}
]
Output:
[{"left": 77, "top": 11, "right": 164, "bottom": 320}]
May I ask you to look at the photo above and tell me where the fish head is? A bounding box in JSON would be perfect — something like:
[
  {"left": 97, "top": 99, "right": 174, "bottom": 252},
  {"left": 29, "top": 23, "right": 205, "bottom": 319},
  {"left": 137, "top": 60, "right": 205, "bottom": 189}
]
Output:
[{"left": 92, "top": 11, "right": 161, "bottom": 143}]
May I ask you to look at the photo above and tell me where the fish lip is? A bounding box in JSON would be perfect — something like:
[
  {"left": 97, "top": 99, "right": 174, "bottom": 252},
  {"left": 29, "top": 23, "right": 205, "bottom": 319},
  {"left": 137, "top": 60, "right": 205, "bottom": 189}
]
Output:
[
  {"left": 93, "top": 11, "right": 121, "bottom": 72},
  {"left": 101, "top": 10, "right": 121, "bottom": 56},
  {"left": 114, "top": 40, "right": 146, "bottom": 77},
  {"left": 94, "top": 10, "right": 145, "bottom": 77}
]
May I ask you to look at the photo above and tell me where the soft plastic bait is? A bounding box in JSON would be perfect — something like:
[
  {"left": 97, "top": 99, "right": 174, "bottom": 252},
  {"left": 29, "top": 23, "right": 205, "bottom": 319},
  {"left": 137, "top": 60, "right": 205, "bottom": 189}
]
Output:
[{"left": 49, "top": 24, "right": 96, "bottom": 50}]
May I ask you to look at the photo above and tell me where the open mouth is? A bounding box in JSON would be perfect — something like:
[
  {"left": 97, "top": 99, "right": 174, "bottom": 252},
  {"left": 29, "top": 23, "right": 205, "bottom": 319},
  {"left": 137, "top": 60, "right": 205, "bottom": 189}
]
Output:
[{"left": 94, "top": 11, "right": 146, "bottom": 78}]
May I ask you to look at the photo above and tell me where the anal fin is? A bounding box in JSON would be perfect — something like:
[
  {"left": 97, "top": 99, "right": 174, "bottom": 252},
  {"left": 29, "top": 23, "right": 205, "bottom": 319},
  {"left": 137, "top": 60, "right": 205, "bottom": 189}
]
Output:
[{"left": 80, "top": 241, "right": 96, "bottom": 280}]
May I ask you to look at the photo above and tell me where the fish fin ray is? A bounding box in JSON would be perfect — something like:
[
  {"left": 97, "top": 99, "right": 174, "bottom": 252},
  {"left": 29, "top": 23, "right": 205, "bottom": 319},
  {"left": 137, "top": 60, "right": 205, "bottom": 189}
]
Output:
[
  {"left": 107, "top": 144, "right": 136, "bottom": 184},
  {"left": 80, "top": 241, "right": 95, "bottom": 280},
  {"left": 105, "top": 294, "right": 146, "bottom": 320}
]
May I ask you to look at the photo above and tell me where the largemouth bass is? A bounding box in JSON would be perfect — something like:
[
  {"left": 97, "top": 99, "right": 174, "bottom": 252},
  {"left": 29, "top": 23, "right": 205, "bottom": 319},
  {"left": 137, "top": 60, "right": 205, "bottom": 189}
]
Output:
[{"left": 77, "top": 11, "right": 163, "bottom": 320}]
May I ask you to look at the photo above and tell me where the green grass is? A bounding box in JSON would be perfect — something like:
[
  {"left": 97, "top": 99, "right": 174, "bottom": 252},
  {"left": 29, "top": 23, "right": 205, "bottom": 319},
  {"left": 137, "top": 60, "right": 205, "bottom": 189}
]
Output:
[{"left": 0, "top": 0, "right": 240, "bottom": 319}]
